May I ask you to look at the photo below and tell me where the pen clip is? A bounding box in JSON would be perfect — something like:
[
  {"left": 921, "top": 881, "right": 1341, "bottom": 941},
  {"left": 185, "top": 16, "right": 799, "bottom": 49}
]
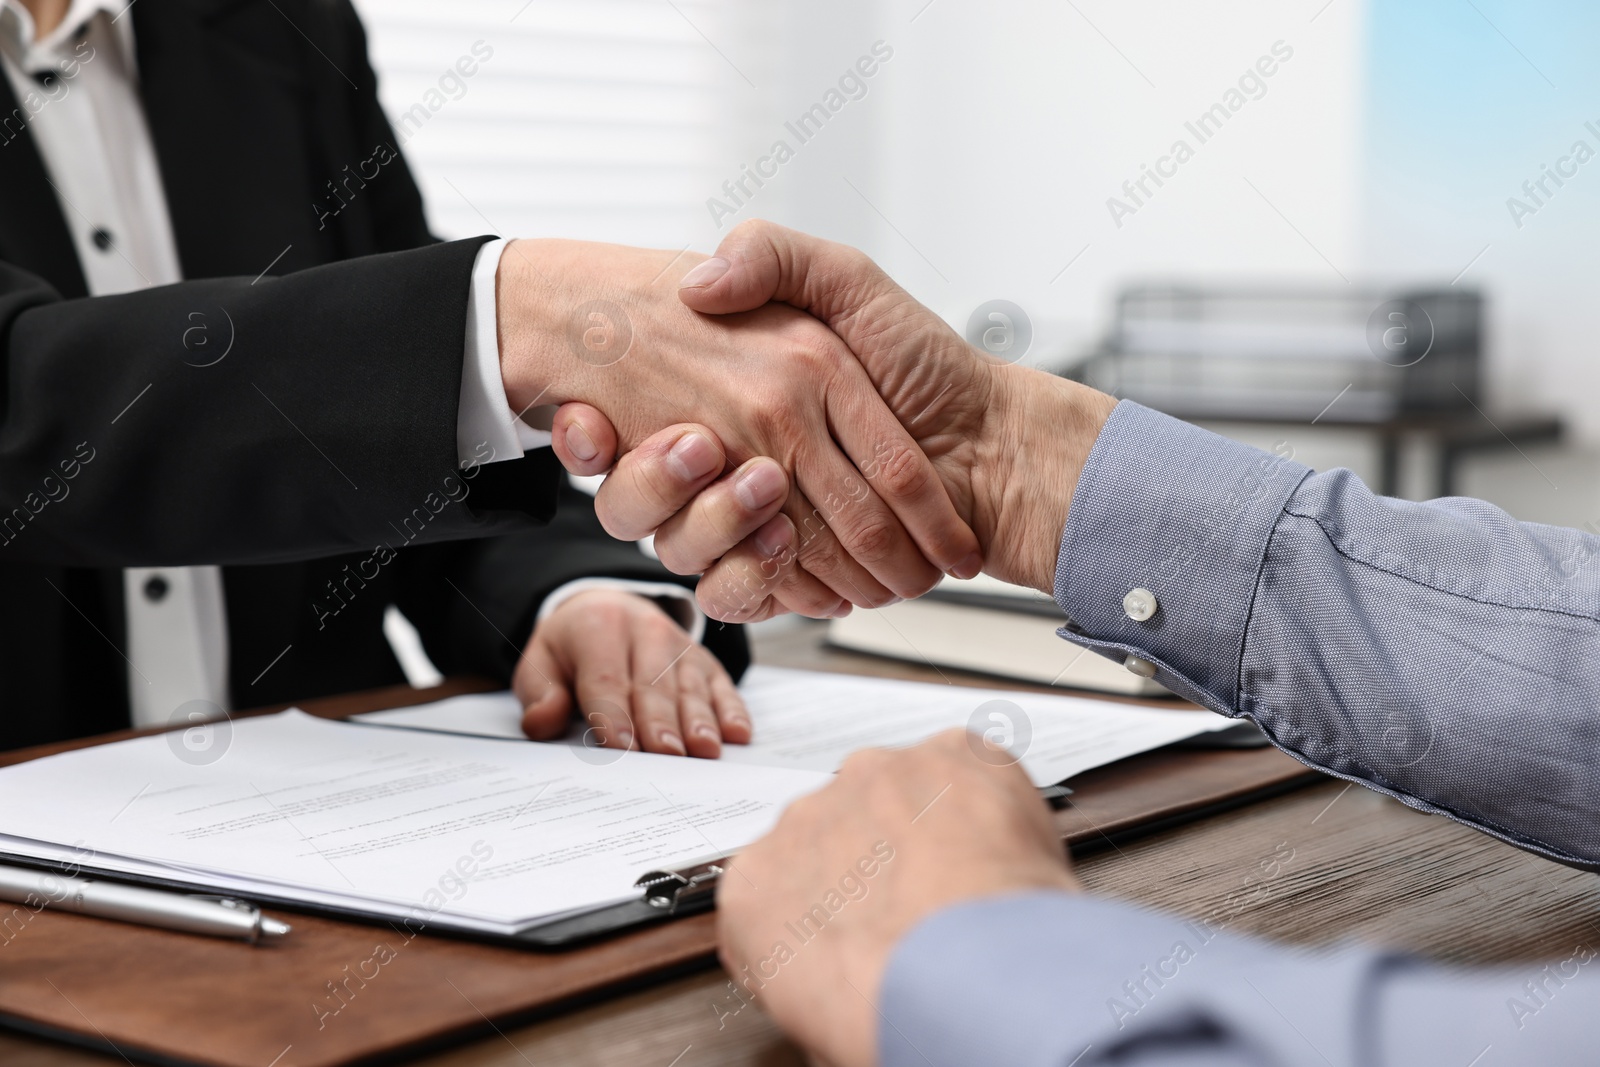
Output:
[
  {"left": 187, "top": 894, "right": 261, "bottom": 916},
  {"left": 634, "top": 859, "right": 724, "bottom": 914}
]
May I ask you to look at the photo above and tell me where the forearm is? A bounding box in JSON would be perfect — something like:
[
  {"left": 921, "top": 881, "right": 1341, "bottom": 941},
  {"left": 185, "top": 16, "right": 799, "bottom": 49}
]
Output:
[
  {"left": 881, "top": 893, "right": 1593, "bottom": 1067},
  {"left": 1051, "top": 401, "right": 1600, "bottom": 868},
  {"left": 0, "top": 239, "right": 558, "bottom": 566}
]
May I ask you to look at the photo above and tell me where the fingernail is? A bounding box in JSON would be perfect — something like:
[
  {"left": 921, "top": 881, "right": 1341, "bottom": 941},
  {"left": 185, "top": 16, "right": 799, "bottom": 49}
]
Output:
[
  {"left": 735, "top": 462, "right": 785, "bottom": 510},
  {"left": 565, "top": 421, "right": 598, "bottom": 463},
  {"left": 694, "top": 723, "right": 718, "bottom": 741},
  {"left": 680, "top": 257, "right": 730, "bottom": 289},
  {"left": 668, "top": 432, "right": 720, "bottom": 482},
  {"left": 659, "top": 730, "right": 686, "bottom": 756},
  {"left": 615, "top": 727, "right": 634, "bottom": 749},
  {"left": 831, "top": 603, "right": 853, "bottom": 619},
  {"left": 754, "top": 516, "right": 793, "bottom": 558},
  {"left": 950, "top": 551, "right": 983, "bottom": 580}
]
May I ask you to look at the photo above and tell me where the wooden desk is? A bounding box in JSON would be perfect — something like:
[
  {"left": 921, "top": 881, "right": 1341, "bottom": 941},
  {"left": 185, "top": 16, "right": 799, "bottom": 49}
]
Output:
[{"left": 5, "top": 621, "right": 1596, "bottom": 1066}]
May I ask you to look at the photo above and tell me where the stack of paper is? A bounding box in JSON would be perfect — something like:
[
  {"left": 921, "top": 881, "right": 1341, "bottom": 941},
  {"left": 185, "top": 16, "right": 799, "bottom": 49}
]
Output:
[
  {"left": 0, "top": 711, "right": 829, "bottom": 936},
  {"left": 0, "top": 667, "right": 1230, "bottom": 936}
]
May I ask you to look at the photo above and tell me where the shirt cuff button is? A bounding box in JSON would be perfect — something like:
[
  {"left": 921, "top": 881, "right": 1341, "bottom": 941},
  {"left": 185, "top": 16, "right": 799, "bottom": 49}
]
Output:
[
  {"left": 1123, "top": 654, "right": 1157, "bottom": 679},
  {"left": 1123, "top": 587, "right": 1158, "bottom": 621}
]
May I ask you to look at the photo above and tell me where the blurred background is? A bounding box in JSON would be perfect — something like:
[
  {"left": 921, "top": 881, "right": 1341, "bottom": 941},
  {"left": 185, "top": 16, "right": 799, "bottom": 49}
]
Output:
[{"left": 351, "top": 0, "right": 1600, "bottom": 680}]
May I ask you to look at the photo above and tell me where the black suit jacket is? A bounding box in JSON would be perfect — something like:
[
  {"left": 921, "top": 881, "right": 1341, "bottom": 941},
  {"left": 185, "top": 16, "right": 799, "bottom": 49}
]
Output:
[{"left": 0, "top": 0, "right": 745, "bottom": 748}]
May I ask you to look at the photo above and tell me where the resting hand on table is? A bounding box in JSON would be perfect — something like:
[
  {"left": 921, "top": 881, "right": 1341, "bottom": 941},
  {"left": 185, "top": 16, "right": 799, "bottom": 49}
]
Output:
[
  {"left": 514, "top": 588, "right": 749, "bottom": 758},
  {"left": 717, "top": 730, "right": 1079, "bottom": 1067},
  {"left": 548, "top": 221, "right": 1118, "bottom": 621}
]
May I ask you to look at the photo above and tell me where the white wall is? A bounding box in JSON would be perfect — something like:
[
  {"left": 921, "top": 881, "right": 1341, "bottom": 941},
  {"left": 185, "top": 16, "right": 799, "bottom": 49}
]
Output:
[
  {"left": 729, "top": 0, "right": 1369, "bottom": 372},
  {"left": 355, "top": 0, "right": 1367, "bottom": 375}
]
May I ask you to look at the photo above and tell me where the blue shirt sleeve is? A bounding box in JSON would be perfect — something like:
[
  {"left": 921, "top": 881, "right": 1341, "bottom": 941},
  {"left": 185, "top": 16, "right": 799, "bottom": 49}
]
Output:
[
  {"left": 878, "top": 892, "right": 1596, "bottom": 1067},
  {"left": 876, "top": 401, "right": 1600, "bottom": 1066},
  {"left": 1053, "top": 401, "right": 1600, "bottom": 870}
]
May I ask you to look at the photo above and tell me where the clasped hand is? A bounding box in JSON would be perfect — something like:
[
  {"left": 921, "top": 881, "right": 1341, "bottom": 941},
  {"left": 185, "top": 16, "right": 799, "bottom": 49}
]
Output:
[
  {"left": 537, "top": 222, "right": 1116, "bottom": 622},
  {"left": 496, "top": 237, "right": 986, "bottom": 622}
]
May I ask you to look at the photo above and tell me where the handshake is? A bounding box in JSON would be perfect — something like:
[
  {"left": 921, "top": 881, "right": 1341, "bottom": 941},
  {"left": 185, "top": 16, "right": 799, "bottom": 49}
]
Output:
[{"left": 499, "top": 221, "right": 1119, "bottom": 618}]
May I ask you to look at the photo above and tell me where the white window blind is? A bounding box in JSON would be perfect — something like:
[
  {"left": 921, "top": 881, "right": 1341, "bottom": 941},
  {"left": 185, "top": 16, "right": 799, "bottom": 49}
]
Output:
[{"left": 349, "top": 0, "right": 758, "bottom": 248}]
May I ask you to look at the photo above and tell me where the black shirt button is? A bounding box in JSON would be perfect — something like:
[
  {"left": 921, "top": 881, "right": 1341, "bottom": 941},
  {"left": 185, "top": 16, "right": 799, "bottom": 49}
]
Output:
[
  {"left": 143, "top": 575, "right": 169, "bottom": 602},
  {"left": 33, "top": 70, "right": 58, "bottom": 89},
  {"left": 92, "top": 228, "right": 114, "bottom": 251}
]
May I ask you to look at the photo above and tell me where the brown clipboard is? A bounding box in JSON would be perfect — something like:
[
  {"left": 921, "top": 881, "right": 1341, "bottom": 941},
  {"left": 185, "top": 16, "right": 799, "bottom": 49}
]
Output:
[{"left": 0, "top": 680, "right": 1320, "bottom": 1067}]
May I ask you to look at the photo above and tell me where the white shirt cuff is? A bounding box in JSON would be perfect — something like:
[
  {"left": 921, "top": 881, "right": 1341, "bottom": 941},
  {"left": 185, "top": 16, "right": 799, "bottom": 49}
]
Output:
[
  {"left": 535, "top": 578, "right": 706, "bottom": 644},
  {"left": 458, "top": 237, "right": 552, "bottom": 467}
]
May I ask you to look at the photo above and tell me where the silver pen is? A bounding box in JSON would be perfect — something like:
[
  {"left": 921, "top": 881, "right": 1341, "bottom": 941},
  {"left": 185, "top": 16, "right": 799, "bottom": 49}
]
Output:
[{"left": 0, "top": 862, "right": 291, "bottom": 943}]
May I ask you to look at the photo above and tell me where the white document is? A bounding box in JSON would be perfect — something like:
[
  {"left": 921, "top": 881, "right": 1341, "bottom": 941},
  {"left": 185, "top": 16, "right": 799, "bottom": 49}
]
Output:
[
  {"left": 0, "top": 710, "right": 829, "bottom": 934},
  {"left": 358, "top": 666, "right": 1234, "bottom": 787}
]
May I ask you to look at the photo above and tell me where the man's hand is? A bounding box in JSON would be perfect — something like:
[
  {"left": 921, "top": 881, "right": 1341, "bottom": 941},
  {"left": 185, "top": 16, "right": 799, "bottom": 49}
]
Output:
[
  {"left": 515, "top": 588, "right": 748, "bottom": 758},
  {"left": 717, "top": 730, "right": 1080, "bottom": 1067},
  {"left": 547, "top": 223, "right": 1117, "bottom": 621},
  {"left": 496, "top": 239, "right": 982, "bottom": 619}
]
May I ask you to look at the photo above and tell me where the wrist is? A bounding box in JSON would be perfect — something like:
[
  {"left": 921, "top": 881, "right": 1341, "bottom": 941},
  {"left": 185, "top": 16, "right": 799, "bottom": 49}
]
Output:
[
  {"left": 495, "top": 238, "right": 566, "bottom": 414},
  {"left": 496, "top": 239, "right": 714, "bottom": 422},
  {"left": 974, "top": 365, "right": 1115, "bottom": 594}
]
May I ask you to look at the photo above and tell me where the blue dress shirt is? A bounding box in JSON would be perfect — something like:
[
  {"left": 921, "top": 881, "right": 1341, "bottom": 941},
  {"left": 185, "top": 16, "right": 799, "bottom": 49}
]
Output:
[{"left": 879, "top": 401, "right": 1600, "bottom": 1066}]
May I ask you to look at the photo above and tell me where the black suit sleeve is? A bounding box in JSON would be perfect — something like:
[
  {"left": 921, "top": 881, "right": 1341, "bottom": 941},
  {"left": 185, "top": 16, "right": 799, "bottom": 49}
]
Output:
[
  {"left": 0, "top": 238, "right": 557, "bottom": 567},
  {"left": 393, "top": 478, "right": 750, "bottom": 686}
]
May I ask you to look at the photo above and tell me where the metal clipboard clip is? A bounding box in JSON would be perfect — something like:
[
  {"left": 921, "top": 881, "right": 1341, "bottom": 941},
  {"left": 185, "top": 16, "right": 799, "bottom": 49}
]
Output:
[
  {"left": 513, "top": 857, "right": 730, "bottom": 947},
  {"left": 634, "top": 859, "right": 725, "bottom": 915}
]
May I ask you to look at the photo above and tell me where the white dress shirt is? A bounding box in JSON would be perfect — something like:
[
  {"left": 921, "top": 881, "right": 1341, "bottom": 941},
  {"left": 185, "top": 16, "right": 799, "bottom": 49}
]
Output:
[{"left": 0, "top": 1, "right": 695, "bottom": 727}]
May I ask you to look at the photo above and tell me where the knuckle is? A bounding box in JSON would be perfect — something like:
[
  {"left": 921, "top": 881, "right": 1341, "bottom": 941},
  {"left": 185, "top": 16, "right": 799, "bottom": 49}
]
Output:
[
  {"left": 792, "top": 327, "right": 847, "bottom": 377},
  {"left": 871, "top": 444, "right": 931, "bottom": 501},
  {"left": 582, "top": 667, "right": 627, "bottom": 695},
  {"left": 652, "top": 535, "right": 701, "bottom": 576},
  {"left": 595, "top": 488, "right": 659, "bottom": 541},
  {"left": 839, "top": 746, "right": 888, "bottom": 780},
  {"left": 778, "top": 590, "right": 837, "bottom": 619},
  {"left": 627, "top": 460, "right": 682, "bottom": 516},
  {"left": 577, "top": 602, "right": 626, "bottom": 632},
  {"left": 795, "top": 536, "right": 845, "bottom": 582},
  {"left": 769, "top": 569, "right": 838, "bottom": 616},
  {"left": 837, "top": 514, "right": 900, "bottom": 568},
  {"left": 728, "top": 217, "right": 777, "bottom": 247},
  {"left": 744, "top": 384, "right": 794, "bottom": 443},
  {"left": 788, "top": 505, "right": 829, "bottom": 552},
  {"left": 699, "top": 565, "right": 773, "bottom": 623}
]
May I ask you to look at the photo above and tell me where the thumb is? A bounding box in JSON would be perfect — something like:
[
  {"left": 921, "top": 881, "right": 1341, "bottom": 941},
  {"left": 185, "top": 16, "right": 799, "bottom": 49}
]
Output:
[
  {"left": 551, "top": 402, "right": 619, "bottom": 477},
  {"left": 677, "top": 220, "right": 901, "bottom": 336},
  {"left": 517, "top": 633, "right": 574, "bottom": 740}
]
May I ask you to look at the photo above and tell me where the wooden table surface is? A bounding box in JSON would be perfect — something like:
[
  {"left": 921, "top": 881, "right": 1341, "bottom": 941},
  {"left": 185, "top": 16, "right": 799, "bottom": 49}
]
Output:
[{"left": 4, "top": 620, "right": 1596, "bottom": 1066}]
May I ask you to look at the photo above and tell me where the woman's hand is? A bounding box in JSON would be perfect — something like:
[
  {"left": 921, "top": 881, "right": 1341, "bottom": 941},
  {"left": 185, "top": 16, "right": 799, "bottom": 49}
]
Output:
[{"left": 514, "top": 588, "right": 750, "bottom": 758}]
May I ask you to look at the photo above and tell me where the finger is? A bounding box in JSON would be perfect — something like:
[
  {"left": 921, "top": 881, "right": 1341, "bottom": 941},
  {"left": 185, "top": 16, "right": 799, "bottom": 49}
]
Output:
[
  {"left": 784, "top": 446, "right": 915, "bottom": 604},
  {"left": 592, "top": 427, "right": 727, "bottom": 541},
  {"left": 746, "top": 499, "right": 866, "bottom": 619},
  {"left": 631, "top": 623, "right": 691, "bottom": 756},
  {"left": 825, "top": 374, "right": 977, "bottom": 588},
  {"left": 551, "top": 403, "right": 620, "bottom": 477},
  {"left": 707, "top": 662, "right": 751, "bottom": 745},
  {"left": 675, "top": 651, "right": 722, "bottom": 759},
  {"left": 696, "top": 516, "right": 800, "bottom": 623},
  {"left": 653, "top": 457, "right": 788, "bottom": 575},
  {"left": 570, "top": 625, "right": 637, "bottom": 750},
  {"left": 683, "top": 221, "right": 984, "bottom": 580},
  {"left": 517, "top": 636, "right": 572, "bottom": 741},
  {"left": 692, "top": 499, "right": 845, "bottom": 621}
]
